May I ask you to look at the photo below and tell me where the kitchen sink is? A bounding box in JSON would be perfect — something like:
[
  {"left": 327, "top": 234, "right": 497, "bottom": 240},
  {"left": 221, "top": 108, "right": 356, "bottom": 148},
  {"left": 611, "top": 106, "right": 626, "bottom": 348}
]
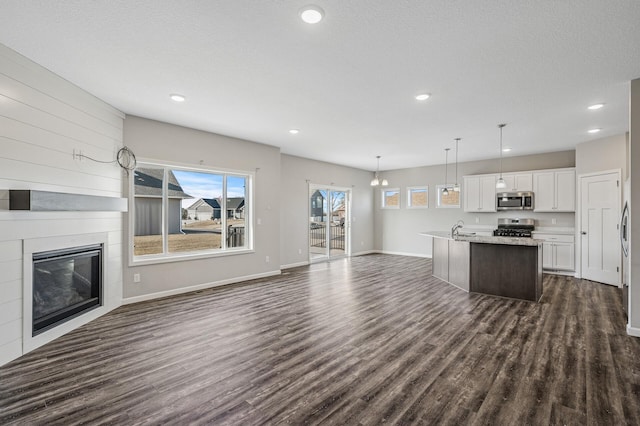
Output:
[{"left": 455, "top": 232, "right": 476, "bottom": 237}]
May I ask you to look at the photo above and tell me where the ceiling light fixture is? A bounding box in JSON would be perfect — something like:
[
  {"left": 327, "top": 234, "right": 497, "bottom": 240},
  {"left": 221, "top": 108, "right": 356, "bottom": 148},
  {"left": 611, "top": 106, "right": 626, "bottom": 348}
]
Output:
[
  {"left": 588, "top": 128, "right": 601, "bottom": 134},
  {"left": 588, "top": 103, "right": 605, "bottom": 110},
  {"left": 496, "top": 124, "right": 507, "bottom": 189},
  {"left": 170, "top": 94, "right": 186, "bottom": 102},
  {"left": 453, "top": 138, "right": 461, "bottom": 192},
  {"left": 442, "top": 148, "right": 450, "bottom": 196},
  {"left": 502, "top": 147, "right": 512, "bottom": 152},
  {"left": 300, "top": 5, "right": 324, "bottom": 24},
  {"left": 370, "top": 155, "right": 388, "bottom": 187},
  {"left": 289, "top": 129, "right": 299, "bottom": 134},
  {"left": 415, "top": 93, "right": 431, "bottom": 101}
]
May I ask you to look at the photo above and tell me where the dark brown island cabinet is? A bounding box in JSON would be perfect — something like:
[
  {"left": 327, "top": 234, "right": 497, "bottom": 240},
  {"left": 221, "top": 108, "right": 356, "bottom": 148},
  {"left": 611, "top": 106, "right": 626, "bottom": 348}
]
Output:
[{"left": 421, "top": 231, "right": 543, "bottom": 302}]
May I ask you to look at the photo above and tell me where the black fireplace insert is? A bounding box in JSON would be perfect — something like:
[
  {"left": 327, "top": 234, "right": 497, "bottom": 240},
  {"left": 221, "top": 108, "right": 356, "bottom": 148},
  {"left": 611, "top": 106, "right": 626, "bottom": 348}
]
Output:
[{"left": 32, "top": 244, "right": 103, "bottom": 335}]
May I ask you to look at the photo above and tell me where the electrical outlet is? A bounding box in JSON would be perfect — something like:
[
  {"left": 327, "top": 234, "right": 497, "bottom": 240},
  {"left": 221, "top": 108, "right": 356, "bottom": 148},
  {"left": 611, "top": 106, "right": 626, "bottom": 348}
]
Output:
[
  {"left": 552, "top": 218, "right": 557, "bottom": 225},
  {"left": 298, "top": 248, "right": 302, "bottom": 255},
  {"left": 265, "top": 255, "right": 270, "bottom": 263},
  {"left": 361, "top": 241, "right": 364, "bottom": 246},
  {"left": 257, "top": 218, "right": 262, "bottom": 225},
  {"left": 133, "top": 273, "right": 141, "bottom": 283},
  {"left": 475, "top": 217, "right": 479, "bottom": 224}
]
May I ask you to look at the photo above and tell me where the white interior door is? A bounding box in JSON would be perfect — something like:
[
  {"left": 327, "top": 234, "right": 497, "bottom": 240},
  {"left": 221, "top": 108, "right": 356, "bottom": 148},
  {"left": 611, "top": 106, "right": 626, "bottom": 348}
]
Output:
[{"left": 580, "top": 171, "right": 621, "bottom": 285}]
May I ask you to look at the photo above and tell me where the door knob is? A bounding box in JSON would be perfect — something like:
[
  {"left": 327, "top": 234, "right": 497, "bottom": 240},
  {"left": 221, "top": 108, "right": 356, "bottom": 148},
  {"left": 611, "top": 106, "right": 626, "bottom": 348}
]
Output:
[{"left": 581, "top": 231, "right": 587, "bottom": 235}]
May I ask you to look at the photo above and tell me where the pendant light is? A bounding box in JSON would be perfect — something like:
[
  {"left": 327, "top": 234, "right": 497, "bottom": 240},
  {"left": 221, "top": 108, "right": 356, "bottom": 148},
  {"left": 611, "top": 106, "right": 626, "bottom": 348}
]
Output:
[
  {"left": 371, "top": 155, "right": 388, "bottom": 187},
  {"left": 453, "top": 138, "right": 461, "bottom": 192},
  {"left": 496, "top": 124, "right": 507, "bottom": 189},
  {"left": 442, "top": 148, "right": 450, "bottom": 196}
]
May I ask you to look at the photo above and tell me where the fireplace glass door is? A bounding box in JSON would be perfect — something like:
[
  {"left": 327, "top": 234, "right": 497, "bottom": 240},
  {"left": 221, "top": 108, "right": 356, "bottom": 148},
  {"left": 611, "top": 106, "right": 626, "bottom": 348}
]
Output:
[{"left": 32, "top": 244, "right": 103, "bottom": 335}]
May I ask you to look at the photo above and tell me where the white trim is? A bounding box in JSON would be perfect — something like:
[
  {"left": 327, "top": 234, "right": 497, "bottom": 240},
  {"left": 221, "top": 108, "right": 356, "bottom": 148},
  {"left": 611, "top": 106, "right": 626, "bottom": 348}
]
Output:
[
  {"left": 131, "top": 249, "right": 256, "bottom": 267},
  {"left": 281, "top": 261, "right": 309, "bottom": 269},
  {"left": 435, "top": 184, "right": 461, "bottom": 208},
  {"left": 129, "top": 159, "right": 255, "bottom": 267},
  {"left": 381, "top": 188, "right": 401, "bottom": 209},
  {"left": 576, "top": 168, "right": 622, "bottom": 284},
  {"left": 542, "top": 270, "right": 576, "bottom": 277},
  {"left": 627, "top": 324, "right": 640, "bottom": 337},
  {"left": 23, "top": 232, "right": 113, "bottom": 353},
  {"left": 307, "top": 183, "right": 353, "bottom": 261},
  {"left": 406, "top": 186, "right": 429, "bottom": 209},
  {"left": 379, "top": 250, "right": 431, "bottom": 258},
  {"left": 122, "top": 270, "right": 281, "bottom": 305},
  {"left": 351, "top": 250, "right": 378, "bottom": 256}
]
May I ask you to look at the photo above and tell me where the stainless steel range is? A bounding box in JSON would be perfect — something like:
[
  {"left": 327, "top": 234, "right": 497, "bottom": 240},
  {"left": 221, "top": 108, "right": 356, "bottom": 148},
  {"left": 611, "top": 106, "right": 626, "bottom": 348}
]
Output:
[{"left": 493, "top": 218, "right": 535, "bottom": 237}]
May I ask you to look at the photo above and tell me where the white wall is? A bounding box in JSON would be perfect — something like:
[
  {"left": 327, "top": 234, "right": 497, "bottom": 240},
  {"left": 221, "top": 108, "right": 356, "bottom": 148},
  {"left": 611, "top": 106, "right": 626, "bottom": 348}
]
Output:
[
  {"left": 279, "top": 154, "right": 375, "bottom": 268},
  {"left": 0, "top": 44, "right": 125, "bottom": 366},
  {"left": 630, "top": 79, "right": 640, "bottom": 336},
  {"left": 374, "top": 150, "right": 576, "bottom": 256},
  {"left": 123, "top": 116, "right": 281, "bottom": 301}
]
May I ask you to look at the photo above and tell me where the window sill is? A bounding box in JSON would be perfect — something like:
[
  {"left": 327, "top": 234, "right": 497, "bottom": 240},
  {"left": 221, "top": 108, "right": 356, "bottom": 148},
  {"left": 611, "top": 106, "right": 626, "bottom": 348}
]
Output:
[{"left": 129, "top": 248, "right": 255, "bottom": 267}]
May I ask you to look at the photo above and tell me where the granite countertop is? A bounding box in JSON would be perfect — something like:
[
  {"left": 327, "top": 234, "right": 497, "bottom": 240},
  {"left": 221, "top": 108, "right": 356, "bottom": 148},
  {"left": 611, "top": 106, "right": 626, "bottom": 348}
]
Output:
[
  {"left": 532, "top": 228, "right": 575, "bottom": 235},
  {"left": 419, "top": 231, "right": 542, "bottom": 247}
]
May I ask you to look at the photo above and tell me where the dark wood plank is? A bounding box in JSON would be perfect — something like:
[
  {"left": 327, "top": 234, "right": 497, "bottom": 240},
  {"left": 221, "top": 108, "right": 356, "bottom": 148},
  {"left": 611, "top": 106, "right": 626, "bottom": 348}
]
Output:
[
  {"left": 0, "top": 255, "right": 639, "bottom": 425},
  {"left": 470, "top": 242, "right": 542, "bottom": 301}
]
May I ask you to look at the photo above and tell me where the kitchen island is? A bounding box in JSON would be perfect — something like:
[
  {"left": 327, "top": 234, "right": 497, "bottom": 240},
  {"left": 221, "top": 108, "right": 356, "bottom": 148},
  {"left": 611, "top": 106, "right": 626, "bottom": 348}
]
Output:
[{"left": 420, "top": 231, "right": 543, "bottom": 302}]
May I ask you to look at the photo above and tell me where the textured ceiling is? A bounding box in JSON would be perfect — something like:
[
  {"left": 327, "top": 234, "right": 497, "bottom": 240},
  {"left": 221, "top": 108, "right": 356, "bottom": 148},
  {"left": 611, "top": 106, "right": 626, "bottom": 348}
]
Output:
[{"left": 2, "top": 0, "right": 640, "bottom": 171}]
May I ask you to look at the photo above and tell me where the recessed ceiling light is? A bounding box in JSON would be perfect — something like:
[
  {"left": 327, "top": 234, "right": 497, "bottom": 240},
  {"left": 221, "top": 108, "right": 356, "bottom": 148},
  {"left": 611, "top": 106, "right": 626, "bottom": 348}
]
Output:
[
  {"left": 588, "top": 128, "right": 601, "bottom": 134},
  {"left": 289, "top": 129, "right": 300, "bottom": 135},
  {"left": 300, "top": 5, "right": 324, "bottom": 24},
  {"left": 415, "top": 93, "right": 431, "bottom": 101},
  {"left": 588, "top": 103, "right": 605, "bottom": 110},
  {"left": 170, "top": 94, "right": 186, "bottom": 102},
  {"left": 502, "top": 147, "right": 512, "bottom": 152}
]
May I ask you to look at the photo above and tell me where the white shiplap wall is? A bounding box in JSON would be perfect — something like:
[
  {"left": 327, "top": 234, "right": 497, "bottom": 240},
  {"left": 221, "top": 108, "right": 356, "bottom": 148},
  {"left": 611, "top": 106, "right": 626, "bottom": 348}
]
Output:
[{"left": 0, "top": 44, "right": 125, "bottom": 366}]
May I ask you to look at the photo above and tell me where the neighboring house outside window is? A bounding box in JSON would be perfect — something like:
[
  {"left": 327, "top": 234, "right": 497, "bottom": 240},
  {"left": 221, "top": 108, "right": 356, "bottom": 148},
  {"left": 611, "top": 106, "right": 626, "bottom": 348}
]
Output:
[{"left": 131, "top": 162, "right": 252, "bottom": 264}]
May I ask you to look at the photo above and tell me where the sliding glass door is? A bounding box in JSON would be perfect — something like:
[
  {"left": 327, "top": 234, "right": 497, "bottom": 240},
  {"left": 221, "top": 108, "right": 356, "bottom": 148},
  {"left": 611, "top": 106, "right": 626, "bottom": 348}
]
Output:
[{"left": 309, "top": 185, "right": 350, "bottom": 262}]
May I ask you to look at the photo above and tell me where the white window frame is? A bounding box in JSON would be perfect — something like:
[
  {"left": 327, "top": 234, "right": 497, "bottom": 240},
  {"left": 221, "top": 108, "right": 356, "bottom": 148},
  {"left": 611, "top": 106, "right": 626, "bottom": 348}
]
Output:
[
  {"left": 129, "top": 159, "right": 254, "bottom": 266},
  {"left": 381, "top": 188, "right": 401, "bottom": 209},
  {"left": 407, "top": 186, "right": 429, "bottom": 209},
  {"left": 436, "top": 184, "right": 461, "bottom": 208}
]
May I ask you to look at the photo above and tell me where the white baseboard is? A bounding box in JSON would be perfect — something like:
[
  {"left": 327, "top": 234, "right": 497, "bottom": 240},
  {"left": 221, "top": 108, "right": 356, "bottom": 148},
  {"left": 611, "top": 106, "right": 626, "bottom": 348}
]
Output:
[
  {"left": 627, "top": 324, "right": 640, "bottom": 338},
  {"left": 379, "top": 250, "right": 431, "bottom": 259},
  {"left": 351, "top": 250, "right": 378, "bottom": 257},
  {"left": 122, "top": 270, "right": 282, "bottom": 305},
  {"left": 543, "top": 270, "right": 575, "bottom": 277},
  {"left": 281, "top": 261, "right": 309, "bottom": 270}
]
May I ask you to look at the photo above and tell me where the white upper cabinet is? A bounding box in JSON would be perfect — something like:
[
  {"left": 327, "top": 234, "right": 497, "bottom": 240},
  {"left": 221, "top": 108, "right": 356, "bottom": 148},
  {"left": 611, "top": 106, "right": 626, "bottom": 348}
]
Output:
[
  {"left": 464, "top": 175, "right": 497, "bottom": 212},
  {"left": 499, "top": 173, "right": 533, "bottom": 192},
  {"left": 533, "top": 169, "right": 575, "bottom": 212}
]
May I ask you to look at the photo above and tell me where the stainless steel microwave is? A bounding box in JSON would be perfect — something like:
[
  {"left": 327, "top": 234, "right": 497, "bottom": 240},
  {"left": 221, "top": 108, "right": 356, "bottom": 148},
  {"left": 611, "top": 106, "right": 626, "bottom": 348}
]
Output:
[{"left": 496, "top": 192, "right": 534, "bottom": 210}]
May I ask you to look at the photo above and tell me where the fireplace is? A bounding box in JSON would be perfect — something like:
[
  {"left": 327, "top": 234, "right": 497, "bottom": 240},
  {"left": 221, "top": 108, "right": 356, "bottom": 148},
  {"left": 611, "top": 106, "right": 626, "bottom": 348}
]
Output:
[{"left": 32, "top": 244, "right": 103, "bottom": 336}]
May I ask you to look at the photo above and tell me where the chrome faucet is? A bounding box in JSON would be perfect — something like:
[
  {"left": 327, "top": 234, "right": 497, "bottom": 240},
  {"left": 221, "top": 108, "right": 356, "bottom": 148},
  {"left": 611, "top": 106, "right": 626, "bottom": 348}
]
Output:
[{"left": 451, "top": 220, "right": 464, "bottom": 238}]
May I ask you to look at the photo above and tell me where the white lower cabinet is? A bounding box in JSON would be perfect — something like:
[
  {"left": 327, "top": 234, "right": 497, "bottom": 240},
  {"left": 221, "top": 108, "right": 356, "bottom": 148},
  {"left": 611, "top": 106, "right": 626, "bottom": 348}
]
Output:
[{"left": 534, "top": 233, "right": 575, "bottom": 273}]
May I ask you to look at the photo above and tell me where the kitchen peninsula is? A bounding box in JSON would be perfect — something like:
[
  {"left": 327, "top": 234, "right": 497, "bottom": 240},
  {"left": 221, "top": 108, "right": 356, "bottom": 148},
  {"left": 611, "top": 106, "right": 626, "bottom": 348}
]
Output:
[{"left": 420, "top": 231, "right": 543, "bottom": 302}]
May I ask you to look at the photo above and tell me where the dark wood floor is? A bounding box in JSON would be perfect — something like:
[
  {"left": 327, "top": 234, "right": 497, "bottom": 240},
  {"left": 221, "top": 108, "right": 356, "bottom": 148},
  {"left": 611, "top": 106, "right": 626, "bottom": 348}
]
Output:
[{"left": 1, "top": 254, "right": 639, "bottom": 425}]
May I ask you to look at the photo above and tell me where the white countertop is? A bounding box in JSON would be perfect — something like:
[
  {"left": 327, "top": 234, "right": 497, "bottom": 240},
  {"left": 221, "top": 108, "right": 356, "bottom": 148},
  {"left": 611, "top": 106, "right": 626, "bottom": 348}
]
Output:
[{"left": 420, "top": 231, "right": 543, "bottom": 247}]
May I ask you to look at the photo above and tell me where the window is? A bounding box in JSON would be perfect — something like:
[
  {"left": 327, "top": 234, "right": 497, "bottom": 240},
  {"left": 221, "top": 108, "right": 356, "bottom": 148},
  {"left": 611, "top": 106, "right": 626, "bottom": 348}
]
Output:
[
  {"left": 382, "top": 188, "right": 400, "bottom": 209},
  {"left": 436, "top": 185, "right": 460, "bottom": 208},
  {"left": 131, "top": 162, "right": 252, "bottom": 263},
  {"left": 407, "top": 186, "right": 428, "bottom": 208}
]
